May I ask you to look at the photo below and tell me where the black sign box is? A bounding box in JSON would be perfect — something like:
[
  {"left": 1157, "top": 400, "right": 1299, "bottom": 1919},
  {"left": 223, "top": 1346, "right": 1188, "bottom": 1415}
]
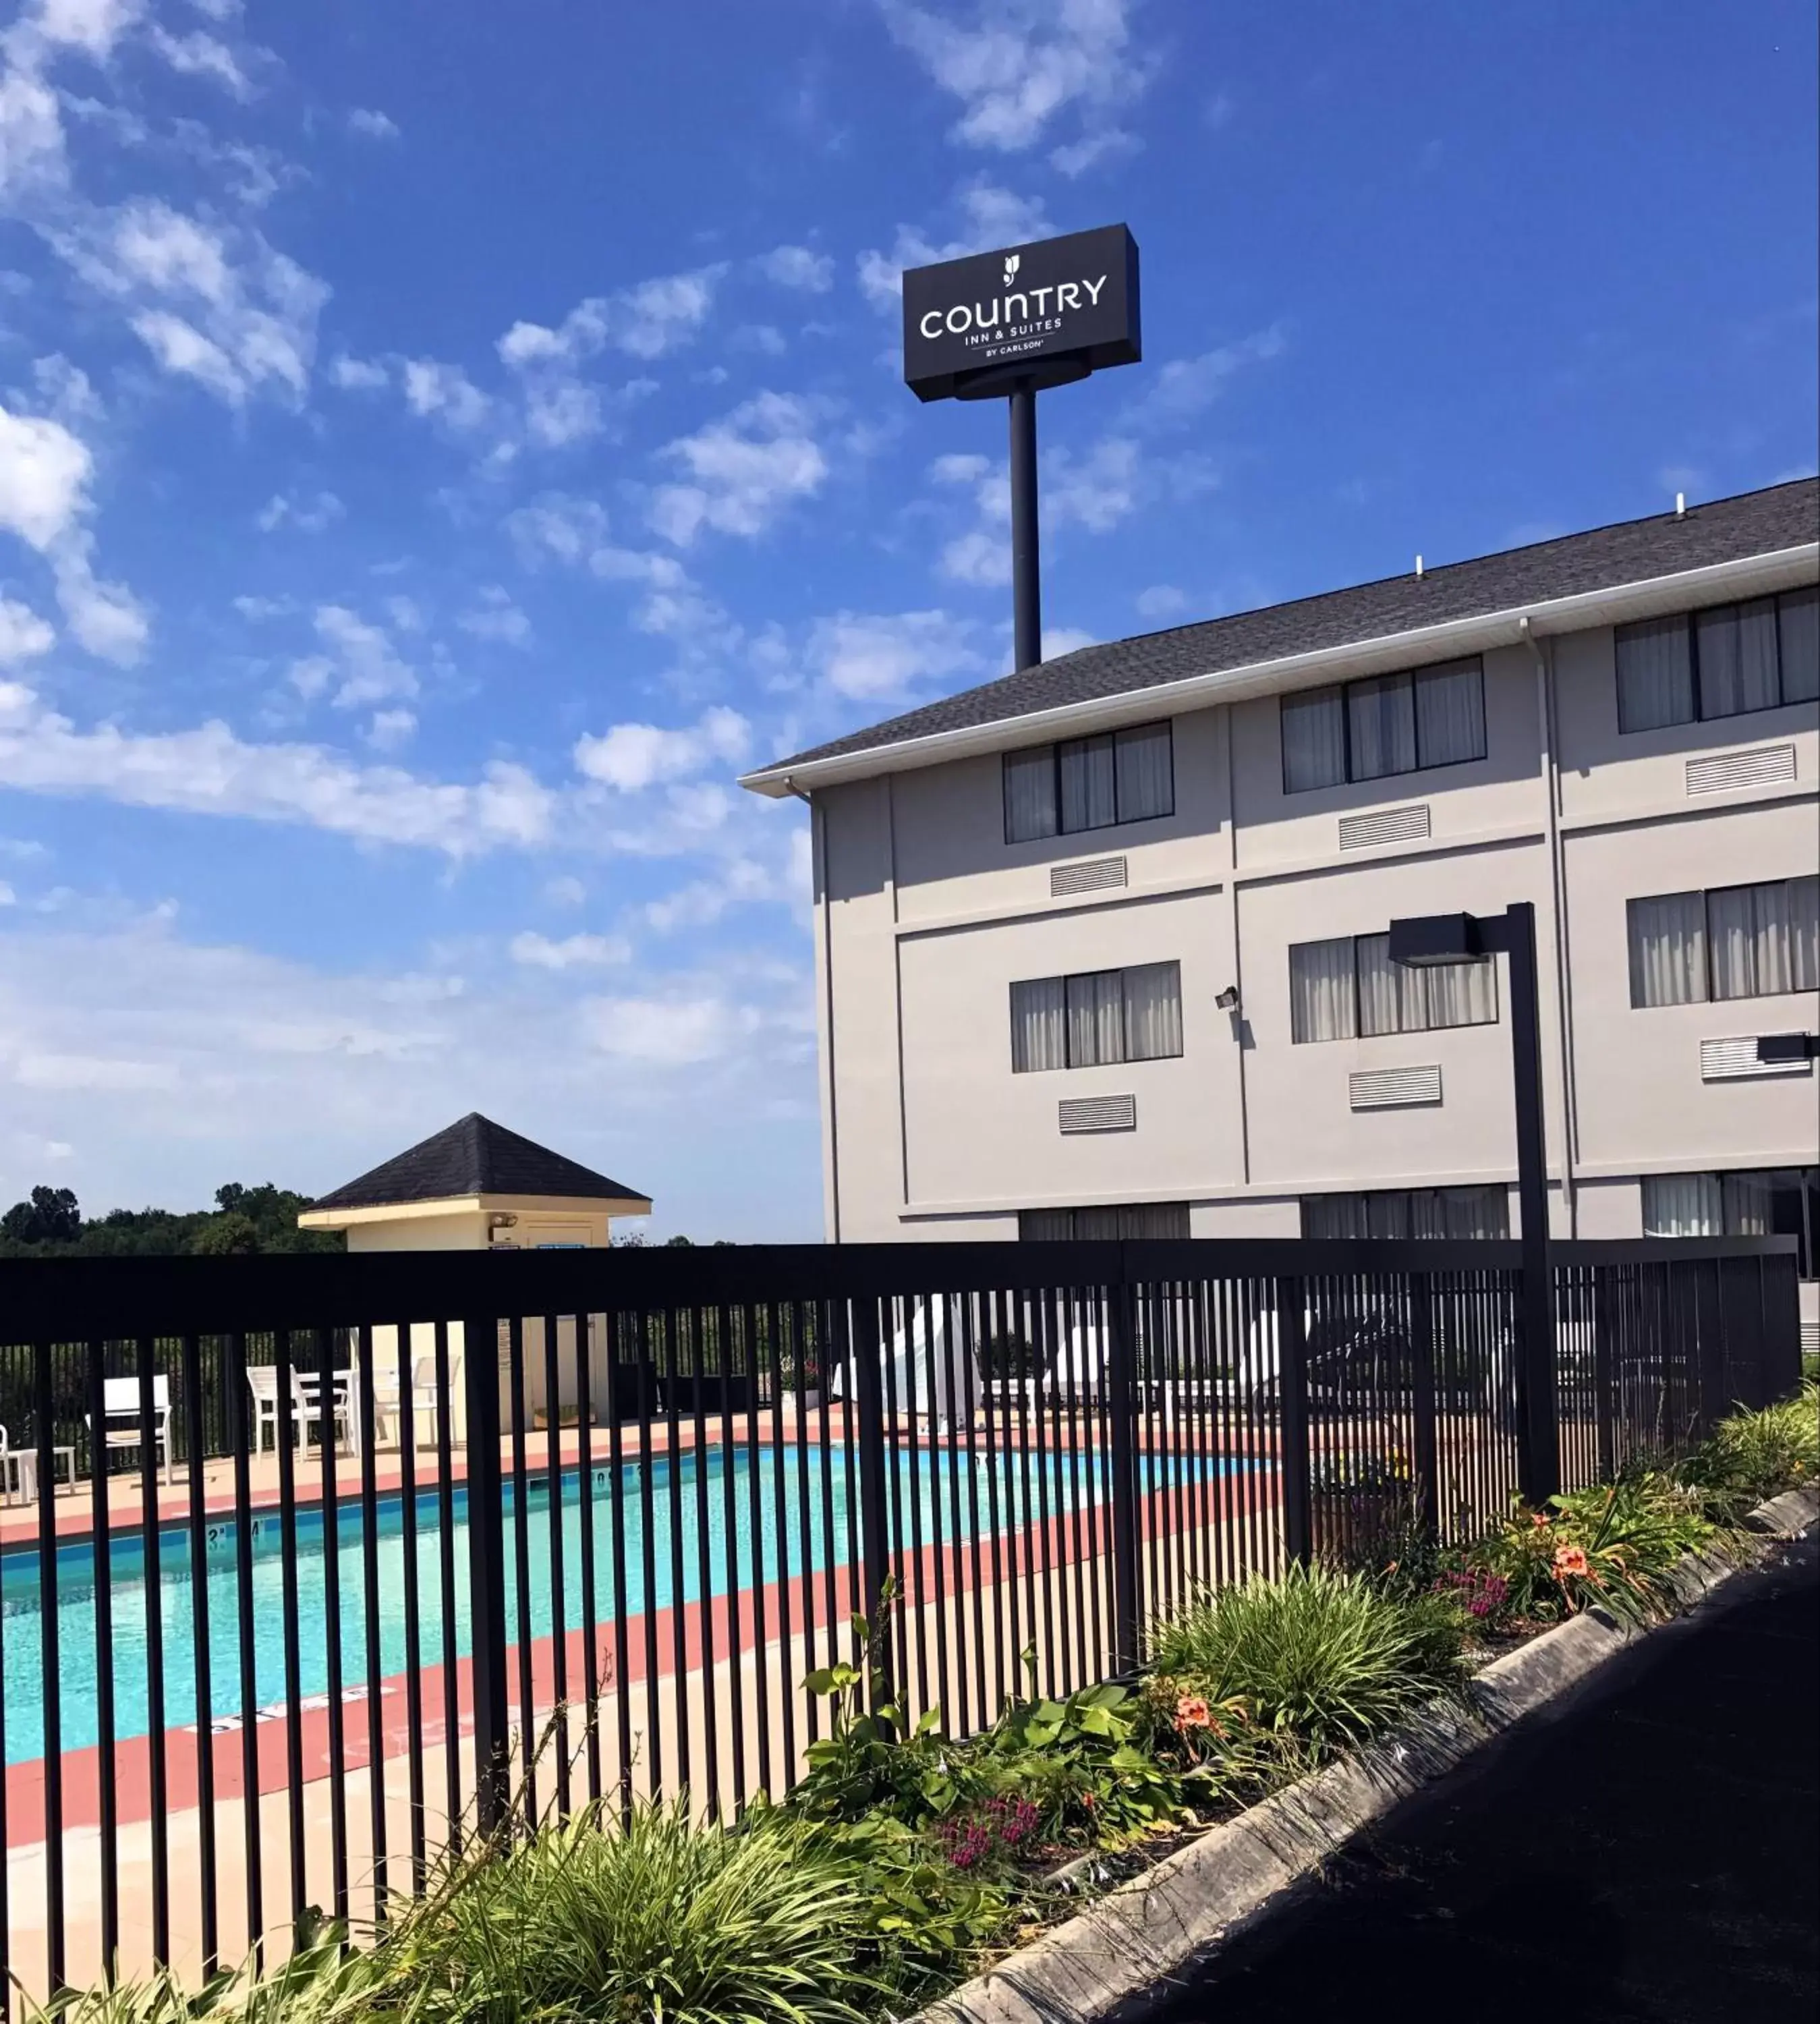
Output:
[{"left": 901, "top": 223, "right": 1141, "bottom": 403}]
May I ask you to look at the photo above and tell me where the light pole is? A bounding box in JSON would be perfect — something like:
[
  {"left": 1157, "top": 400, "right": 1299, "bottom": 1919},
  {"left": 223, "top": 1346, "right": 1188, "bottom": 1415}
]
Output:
[{"left": 1387, "top": 902, "right": 1557, "bottom": 1505}]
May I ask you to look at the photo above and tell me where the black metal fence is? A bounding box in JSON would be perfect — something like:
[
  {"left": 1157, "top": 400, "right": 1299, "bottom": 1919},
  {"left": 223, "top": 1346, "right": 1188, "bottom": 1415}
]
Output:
[{"left": 0, "top": 1236, "right": 1799, "bottom": 2002}]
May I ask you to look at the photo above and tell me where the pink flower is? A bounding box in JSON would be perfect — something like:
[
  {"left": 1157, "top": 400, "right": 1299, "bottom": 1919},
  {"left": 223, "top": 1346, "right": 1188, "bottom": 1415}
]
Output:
[
  {"left": 1553, "top": 1543, "right": 1591, "bottom": 1579},
  {"left": 1174, "top": 1694, "right": 1213, "bottom": 1735}
]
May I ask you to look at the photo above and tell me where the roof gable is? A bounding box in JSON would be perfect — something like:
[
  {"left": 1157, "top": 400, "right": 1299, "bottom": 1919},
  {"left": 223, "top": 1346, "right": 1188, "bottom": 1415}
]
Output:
[{"left": 308, "top": 1113, "right": 650, "bottom": 1213}]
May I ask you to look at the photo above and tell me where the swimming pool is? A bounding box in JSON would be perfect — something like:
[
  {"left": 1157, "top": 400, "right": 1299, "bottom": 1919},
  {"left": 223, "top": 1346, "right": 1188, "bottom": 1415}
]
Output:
[{"left": 1, "top": 1444, "right": 1238, "bottom": 1765}]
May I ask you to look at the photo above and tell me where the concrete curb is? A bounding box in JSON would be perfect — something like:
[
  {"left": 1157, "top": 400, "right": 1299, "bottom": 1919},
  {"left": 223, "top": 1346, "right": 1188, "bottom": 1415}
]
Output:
[{"left": 911, "top": 1483, "right": 1819, "bottom": 2024}]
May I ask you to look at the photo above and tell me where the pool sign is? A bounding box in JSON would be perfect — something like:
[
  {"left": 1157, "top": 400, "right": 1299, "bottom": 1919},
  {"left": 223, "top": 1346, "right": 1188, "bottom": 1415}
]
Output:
[{"left": 902, "top": 223, "right": 1141, "bottom": 402}]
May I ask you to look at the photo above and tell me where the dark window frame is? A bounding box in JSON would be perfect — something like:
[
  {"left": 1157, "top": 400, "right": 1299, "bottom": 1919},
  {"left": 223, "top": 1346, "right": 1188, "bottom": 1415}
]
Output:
[
  {"left": 1626, "top": 874, "right": 1819, "bottom": 1009},
  {"left": 1278, "top": 656, "right": 1487, "bottom": 795},
  {"left": 1286, "top": 931, "right": 1500, "bottom": 1044},
  {"left": 1002, "top": 719, "right": 1176, "bottom": 845},
  {"left": 1615, "top": 588, "right": 1817, "bottom": 735},
  {"left": 1008, "top": 959, "right": 1186, "bottom": 1073}
]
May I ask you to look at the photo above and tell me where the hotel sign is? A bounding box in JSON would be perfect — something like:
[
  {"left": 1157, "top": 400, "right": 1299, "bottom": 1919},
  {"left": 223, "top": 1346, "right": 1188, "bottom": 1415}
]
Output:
[{"left": 901, "top": 223, "right": 1141, "bottom": 403}]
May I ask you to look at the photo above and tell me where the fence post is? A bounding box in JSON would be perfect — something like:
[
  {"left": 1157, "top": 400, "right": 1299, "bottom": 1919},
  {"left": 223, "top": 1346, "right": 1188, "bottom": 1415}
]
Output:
[
  {"left": 848, "top": 1292, "right": 894, "bottom": 1707},
  {"left": 463, "top": 1312, "right": 511, "bottom": 1835},
  {"left": 1106, "top": 1270, "right": 1142, "bottom": 1672},
  {"left": 1409, "top": 1273, "right": 1438, "bottom": 1540},
  {"left": 1275, "top": 1278, "right": 1313, "bottom": 1567}
]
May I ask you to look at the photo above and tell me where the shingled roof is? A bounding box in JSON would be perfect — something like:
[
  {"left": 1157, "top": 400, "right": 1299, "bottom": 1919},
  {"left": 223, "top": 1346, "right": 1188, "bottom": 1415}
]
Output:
[
  {"left": 745, "top": 477, "right": 1817, "bottom": 787},
  {"left": 308, "top": 1113, "right": 650, "bottom": 1214}
]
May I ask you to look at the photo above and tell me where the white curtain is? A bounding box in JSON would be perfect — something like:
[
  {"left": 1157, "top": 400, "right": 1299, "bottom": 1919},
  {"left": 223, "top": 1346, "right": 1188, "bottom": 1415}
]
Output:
[
  {"left": 1616, "top": 616, "right": 1695, "bottom": 732},
  {"left": 1697, "top": 600, "right": 1780, "bottom": 719},
  {"left": 1114, "top": 723, "right": 1173, "bottom": 821},
  {"left": 1721, "top": 1172, "right": 1775, "bottom": 1237},
  {"left": 1288, "top": 936, "right": 1357, "bottom": 1042},
  {"left": 1792, "top": 876, "right": 1819, "bottom": 992},
  {"left": 1066, "top": 969, "right": 1124, "bottom": 1066},
  {"left": 1780, "top": 588, "right": 1819, "bottom": 703},
  {"left": 1123, "top": 961, "right": 1183, "bottom": 1061},
  {"left": 1003, "top": 748, "right": 1057, "bottom": 843},
  {"left": 1307, "top": 1189, "right": 1508, "bottom": 1239},
  {"left": 1058, "top": 734, "right": 1116, "bottom": 833},
  {"left": 1708, "top": 882, "right": 1775, "bottom": 1001},
  {"left": 1019, "top": 1208, "right": 1073, "bottom": 1241},
  {"left": 1073, "top": 1202, "right": 1191, "bottom": 1241},
  {"left": 1438, "top": 1186, "right": 1510, "bottom": 1239},
  {"left": 1413, "top": 660, "right": 1486, "bottom": 766},
  {"left": 1347, "top": 673, "right": 1417, "bottom": 780},
  {"left": 1355, "top": 932, "right": 1425, "bottom": 1036},
  {"left": 1303, "top": 1193, "right": 1369, "bottom": 1239},
  {"left": 1425, "top": 954, "right": 1498, "bottom": 1028},
  {"left": 1627, "top": 891, "right": 1707, "bottom": 1007},
  {"left": 1642, "top": 1173, "right": 1723, "bottom": 1237},
  {"left": 1009, "top": 976, "right": 1066, "bottom": 1073},
  {"left": 1282, "top": 687, "right": 1346, "bottom": 793}
]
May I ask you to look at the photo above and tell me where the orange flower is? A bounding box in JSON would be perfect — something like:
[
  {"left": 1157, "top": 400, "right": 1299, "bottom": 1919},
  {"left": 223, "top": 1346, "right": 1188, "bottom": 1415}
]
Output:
[
  {"left": 1174, "top": 1694, "right": 1212, "bottom": 1734},
  {"left": 1530, "top": 1511, "right": 1551, "bottom": 1530},
  {"left": 1553, "top": 1543, "right": 1591, "bottom": 1579}
]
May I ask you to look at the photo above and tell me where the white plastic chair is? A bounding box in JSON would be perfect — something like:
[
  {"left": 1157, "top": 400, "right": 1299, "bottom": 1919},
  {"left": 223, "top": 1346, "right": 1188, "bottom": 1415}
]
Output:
[
  {"left": 88, "top": 1376, "right": 173, "bottom": 1485},
  {"left": 246, "top": 1366, "right": 283, "bottom": 1452}
]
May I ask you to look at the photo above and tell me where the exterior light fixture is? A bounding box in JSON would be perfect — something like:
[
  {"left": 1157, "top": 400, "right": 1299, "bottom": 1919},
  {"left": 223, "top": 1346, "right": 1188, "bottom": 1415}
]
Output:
[
  {"left": 1388, "top": 901, "right": 1556, "bottom": 1504},
  {"left": 1215, "top": 985, "right": 1240, "bottom": 1011}
]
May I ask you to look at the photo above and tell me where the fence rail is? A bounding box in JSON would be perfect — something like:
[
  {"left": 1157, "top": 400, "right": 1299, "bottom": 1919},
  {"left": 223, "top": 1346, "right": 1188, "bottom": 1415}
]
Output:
[{"left": 0, "top": 1235, "right": 1800, "bottom": 2002}]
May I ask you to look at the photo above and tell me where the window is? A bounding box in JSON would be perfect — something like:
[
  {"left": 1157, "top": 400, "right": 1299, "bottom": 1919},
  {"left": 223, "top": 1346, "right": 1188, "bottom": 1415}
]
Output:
[
  {"left": 1616, "top": 588, "right": 1819, "bottom": 732},
  {"left": 1301, "top": 1187, "right": 1510, "bottom": 1240},
  {"left": 1020, "top": 1202, "right": 1191, "bottom": 1241},
  {"left": 1010, "top": 961, "right": 1183, "bottom": 1071},
  {"left": 1626, "top": 876, "right": 1819, "bottom": 1007},
  {"left": 1288, "top": 932, "right": 1498, "bottom": 1042},
  {"left": 1281, "top": 658, "right": 1485, "bottom": 793},
  {"left": 1003, "top": 721, "right": 1174, "bottom": 843},
  {"left": 1643, "top": 1168, "right": 1819, "bottom": 1280}
]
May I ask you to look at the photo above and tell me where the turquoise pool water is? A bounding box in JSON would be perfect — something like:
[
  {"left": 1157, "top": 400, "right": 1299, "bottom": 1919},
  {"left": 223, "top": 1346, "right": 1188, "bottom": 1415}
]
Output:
[{"left": 1, "top": 1444, "right": 1234, "bottom": 1766}]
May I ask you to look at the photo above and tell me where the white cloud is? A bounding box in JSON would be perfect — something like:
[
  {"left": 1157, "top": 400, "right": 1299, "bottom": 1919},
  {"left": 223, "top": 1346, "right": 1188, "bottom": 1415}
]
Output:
[
  {"left": 807, "top": 609, "right": 983, "bottom": 701},
  {"left": 0, "top": 678, "right": 556, "bottom": 855},
  {"left": 457, "top": 585, "right": 531, "bottom": 646},
  {"left": 18, "top": 1050, "right": 175, "bottom": 1091},
  {"left": 0, "top": 67, "right": 66, "bottom": 198},
  {"left": 509, "top": 930, "right": 631, "bottom": 971},
  {"left": 650, "top": 391, "right": 828, "bottom": 546},
  {"left": 347, "top": 107, "right": 399, "bottom": 140},
  {"left": 1038, "top": 624, "right": 1096, "bottom": 659},
  {"left": 644, "top": 854, "right": 789, "bottom": 932},
  {"left": 878, "top": 0, "right": 1153, "bottom": 169},
  {"left": 0, "top": 879, "right": 13, "bottom": 905},
  {"left": 66, "top": 201, "right": 327, "bottom": 407},
  {"left": 233, "top": 592, "right": 294, "bottom": 621},
  {"left": 1044, "top": 434, "right": 1141, "bottom": 533},
  {"left": 401, "top": 358, "right": 490, "bottom": 432},
  {"left": 940, "top": 526, "right": 1008, "bottom": 588},
  {"left": 0, "top": 397, "right": 146, "bottom": 662},
  {"left": 574, "top": 706, "right": 751, "bottom": 793},
  {"left": 543, "top": 874, "right": 586, "bottom": 907},
  {"left": 256, "top": 490, "right": 343, "bottom": 534},
  {"left": 146, "top": 26, "right": 250, "bottom": 96},
  {"left": 0, "top": 596, "right": 51, "bottom": 662},
  {"left": 857, "top": 180, "right": 1051, "bottom": 309},
  {"left": 363, "top": 707, "right": 416, "bottom": 751},
  {"left": 1135, "top": 583, "right": 1187, "bottom": 620},
  {"left": 585, "top": 993, "right": 748, "bottom": 1067},
  {"left": 329, "top": 354, "right": 388, "bottom": 391},
  {"left": 27, "top": 0, "right": 142, "bottom": 58},
  {"left": 291, "top": 603, "right": 418, "bottom": 710},
  {"left": 1126, "top": 324, "right": 1288, "bottom": 430},
  {"left": 753, "top": 244, "right": 833, "bottom": 292},
  {"left": 498, "top": 265, "right": 724, "bottom": 368}
]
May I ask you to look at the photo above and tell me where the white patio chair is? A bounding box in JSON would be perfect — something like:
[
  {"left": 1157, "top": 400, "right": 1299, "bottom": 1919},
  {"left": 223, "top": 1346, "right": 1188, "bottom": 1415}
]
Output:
[
  {"left": 289, "top": 1370, "right": 356, "bottom": 1453},
  {"left": 246, "top": 1366, "right": 284, "bottom": 1452},
  {"left": 87, "top": 1376, "right": 173, "bottom": 1485},
  {"left": 0, "top": 1425, "right": 22, "bottom": 1505}
]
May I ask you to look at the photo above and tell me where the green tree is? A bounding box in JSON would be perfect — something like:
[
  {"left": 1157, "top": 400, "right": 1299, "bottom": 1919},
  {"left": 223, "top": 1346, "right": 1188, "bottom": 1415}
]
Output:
[{"left": 0, "top": 1185, "right": 81, "bottom": 1245}]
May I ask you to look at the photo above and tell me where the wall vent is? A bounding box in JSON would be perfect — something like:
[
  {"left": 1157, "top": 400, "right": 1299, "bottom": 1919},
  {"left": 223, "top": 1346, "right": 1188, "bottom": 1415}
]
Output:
[
  {"left": 1349, "top": 1065, "right": 1443, "bottom": 1111},
  {"left": 1699, "top": 1036, "right": 1814, "bottom": 1083},
  {"left": 1058, "top": 1093, "right": 1137, "bottom": 1135},
  {"left": 1686, "top": 744, "right": 1796, "bottom": 796},
  {"left": 1050, "top": 855, "right": 1128, "bottom": 898},
  {"left": 1338, "top": 803, "right": 1431, "bottom": 851}
]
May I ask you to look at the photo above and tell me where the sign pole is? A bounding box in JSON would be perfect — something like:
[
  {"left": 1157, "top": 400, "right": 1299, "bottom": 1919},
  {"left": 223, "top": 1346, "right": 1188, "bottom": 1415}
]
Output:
[{"left": 1008, "top": 380, "right": 1041, "bottom": 671}]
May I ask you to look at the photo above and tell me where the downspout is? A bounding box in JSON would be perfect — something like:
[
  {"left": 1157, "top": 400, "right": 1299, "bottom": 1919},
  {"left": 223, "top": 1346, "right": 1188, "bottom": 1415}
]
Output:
[
  {"left": 1522, "top": 621, "right": 1579, "bottom": 1237},
  {"left": 787, "top": 779, "right": 841, "bottom": 1245}
]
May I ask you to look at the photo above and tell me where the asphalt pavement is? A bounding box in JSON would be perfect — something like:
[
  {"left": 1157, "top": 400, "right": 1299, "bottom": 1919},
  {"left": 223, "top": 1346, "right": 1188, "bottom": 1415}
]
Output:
[{"left": 1144, "top": 1537, "right": 1819, "bottom": 2024}]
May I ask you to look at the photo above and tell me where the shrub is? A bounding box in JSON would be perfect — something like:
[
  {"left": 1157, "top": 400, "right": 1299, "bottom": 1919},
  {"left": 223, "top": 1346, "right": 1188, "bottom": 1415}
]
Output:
[
  {"left": 1678, "top": 1382, "right": 1819, "bottom": 1517},
  {"left": 1147, "top": 1564, "right": 1468, "bottom": 1758},
  {"left": 362, "top": 1797, "right": 871, "bottom": 2024},
  {"left": 1471, "top": 1469, "right": 1719, "bottom": 1627}
]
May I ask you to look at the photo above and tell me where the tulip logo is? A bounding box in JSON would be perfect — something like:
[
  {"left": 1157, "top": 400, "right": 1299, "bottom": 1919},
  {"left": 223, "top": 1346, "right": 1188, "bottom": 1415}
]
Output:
[{"left": 1003, "top": 253, "right": 1020, "bottom": 287}]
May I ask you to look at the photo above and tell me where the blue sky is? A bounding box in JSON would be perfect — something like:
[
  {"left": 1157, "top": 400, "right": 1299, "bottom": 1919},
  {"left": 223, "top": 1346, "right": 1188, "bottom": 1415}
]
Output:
[{"left": 0, "top": 0, "right": 1814, "bottom": 1239}]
